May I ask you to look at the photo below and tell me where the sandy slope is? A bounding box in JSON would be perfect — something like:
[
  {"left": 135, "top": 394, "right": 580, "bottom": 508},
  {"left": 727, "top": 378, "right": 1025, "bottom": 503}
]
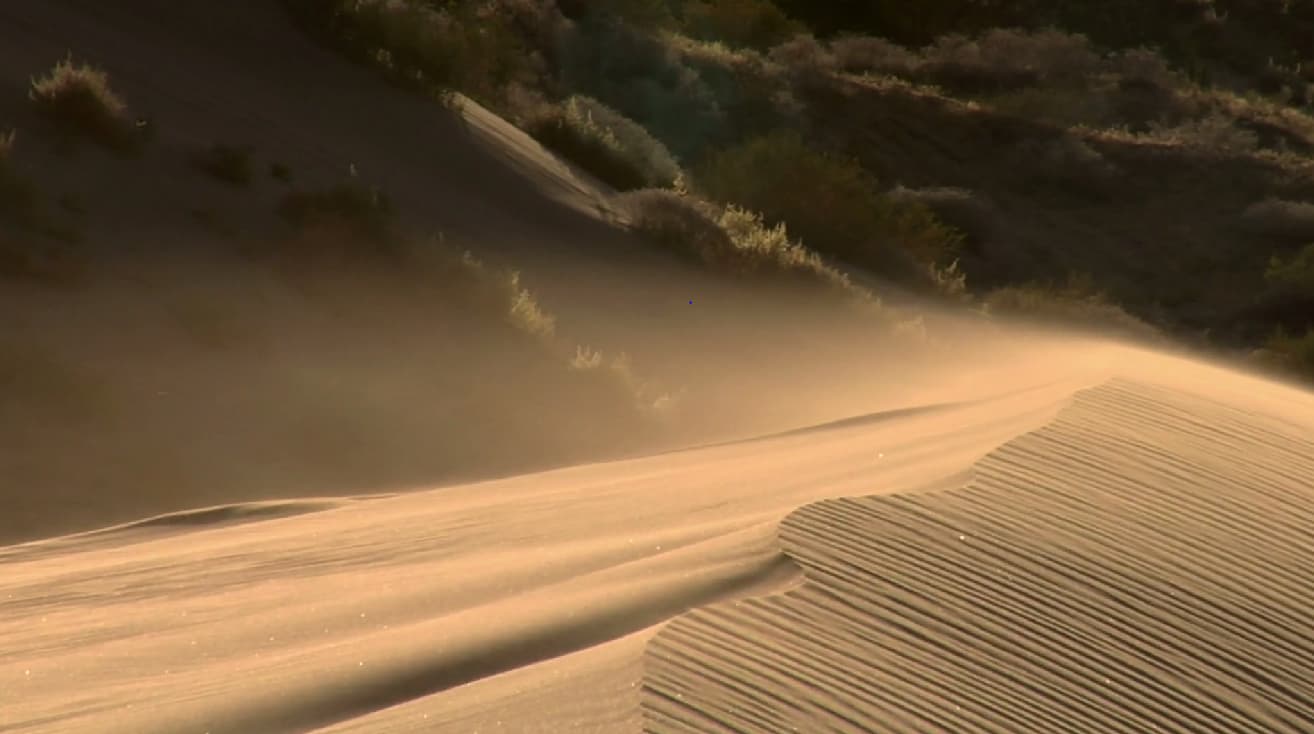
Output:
[{"left": 4, "top": 343, "right": 1313, "bottom": 733}]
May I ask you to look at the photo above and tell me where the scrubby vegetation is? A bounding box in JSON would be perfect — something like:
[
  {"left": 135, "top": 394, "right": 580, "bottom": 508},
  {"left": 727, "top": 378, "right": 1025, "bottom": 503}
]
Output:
[
  {"left": 695, "top": 130, "right": 963, "bottom": 282},
  {"left": 526, "top": 95, "right": 680, "bottom": 190},
  {"left": 28, "top": 55, "right": 140, "bottom": 152},
  {"left": 617, "top": 188, "right": 859, "bottom": 297}
]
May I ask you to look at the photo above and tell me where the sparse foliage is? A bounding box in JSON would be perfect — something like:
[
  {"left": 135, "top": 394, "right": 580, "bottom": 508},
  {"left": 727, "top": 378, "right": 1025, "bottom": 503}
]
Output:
[
  {"left": 29, "top": 56, "right": 140, "bottom": 152},
  {"left": 527, "top": 96, "right": 681, "bottom": 190}
]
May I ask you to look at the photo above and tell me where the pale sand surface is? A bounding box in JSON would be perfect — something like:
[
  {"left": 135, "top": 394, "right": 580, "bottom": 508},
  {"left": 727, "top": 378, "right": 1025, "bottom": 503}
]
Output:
[
  {"left": 4, "top": 345, "right": 1314, "bottom": 732},
  {"left": 4, "top": 2, "right": 1314, "bottom": 731}
]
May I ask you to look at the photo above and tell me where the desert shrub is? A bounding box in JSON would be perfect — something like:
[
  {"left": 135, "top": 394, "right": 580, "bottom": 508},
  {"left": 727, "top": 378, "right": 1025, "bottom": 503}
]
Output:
[
  {"left": 559, "top": 17, "right": 725, "bottom": 160},
  {"left": 983, "top": 279, "right": 1161, "bottom": 342},
  {"left": 1008, "top": 135, "right": 1119, "bottom": 198},
  {"left": 886, "top": 186, "right": 996, "bottom": 248},
  {"left": 616, "top": 188, "right": 734, "bottom": 259},
  {"left": 919, "top": 28, "right": 1099, "bottom": 92},
  {"left": 829, "top": 35, "right": 920, "bottom": 75},
  {"left": 1111, "top": 47, "right": 1181, "bottom": 90},
  {"left": 1241, "top": 198, "right": 1314, "bottom": 241},
  {"left": 1144, "top": 111, "right": 1259, "bottom": 154},
  {"left": 192, "top": 144, "right": 255, "bottom": 187},
  {"left": 277, "top": 183, "right": 394, "bottom": 249},
  {"left": 988, "top": 85, "right": 1117, "bottom": 128},
  {"left": 29, "top": 56, "right": 140, "bottom": 152},
  {"left": 667, "top": 36, "right": 799, "bottom": 143},
  {"left": 680, "top": 0, "right": 804, "bottom": 51},
  {"left": 767, "top": 34, "right": 839, "bottom": 77},
  {"left": 695, "top": 130, "right": 961, "bottom": 279},
  {"left": 289, "top": 0, "right": 554, "bottom": 107},
  {"left": 527, "top": 96, "right": 680, "bottom": 190},
  {"left": 616, "top": 188, "right": 856, "bottom": 291}
]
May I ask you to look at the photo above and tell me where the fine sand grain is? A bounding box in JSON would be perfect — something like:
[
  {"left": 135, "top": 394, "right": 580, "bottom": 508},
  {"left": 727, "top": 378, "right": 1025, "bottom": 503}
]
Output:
[{"left": 4, "top": 346, "right": 1313, "bottom": 732}]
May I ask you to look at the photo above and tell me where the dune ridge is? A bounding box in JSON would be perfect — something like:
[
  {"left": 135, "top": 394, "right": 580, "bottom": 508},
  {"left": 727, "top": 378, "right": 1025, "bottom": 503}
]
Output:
[{"left": 643, "top": 377, "right": 1314, "bottom": 733}]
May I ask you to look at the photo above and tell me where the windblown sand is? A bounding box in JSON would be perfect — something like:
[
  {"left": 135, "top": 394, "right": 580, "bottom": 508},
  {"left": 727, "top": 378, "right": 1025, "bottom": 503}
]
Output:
[{"left": 3, "top": 346, "right": 1313, "bottom": 732}]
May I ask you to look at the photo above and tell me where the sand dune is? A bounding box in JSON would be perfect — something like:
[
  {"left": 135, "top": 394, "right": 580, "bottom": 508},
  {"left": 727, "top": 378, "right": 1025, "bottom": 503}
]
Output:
[
  {"left": 646, "top": 373, "right": 1314, "bottom": 733},
  {"left": 4, "top": 2, "right": 1314, "bottom": 732},
  {"left": 4, "top": 344, "right": 1312, "bottom": 732}
]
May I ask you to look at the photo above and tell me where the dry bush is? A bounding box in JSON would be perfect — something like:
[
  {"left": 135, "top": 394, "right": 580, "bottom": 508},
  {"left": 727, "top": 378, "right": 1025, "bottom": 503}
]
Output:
[
  {"left": 290, "top": 0, "right": 555, "bottom": 107},
  {"left": 1144, "top": 111, "right": 1259, "bottom": 154},
  {"left": 527, "top": 96, "right": 680, "bottom": 190},
  {"left": 1240, "top": 198, "right": 1314, "bottom": 241},
  {"left": 615, "top": 188, "right": 858, "bottom": 295},
  {"left": 886, "top": 185, "right": 996, "bottom": 246},
  {"left": 1008, "top": 135, "right": 1119, "bottom": 198},
  {"left": 829, "top": 35, "right": 920, "bottom": 75},
  {"left": 29, "top": 56, "right": 140, "bottom": 152},
  {"left": 695, "top": 129, "right": 962, "bottom": 279},
  {"left": 192, "top": 144, "right": 255, "bottom": 188},
  {"left": 920, "top": 28, "right": 1099, "bottom": 92},
  {"left": 680, "top": 0, "right": 804, "bottom": 51},
  {"left": 767, "top": 34, "right": 839, "bottom": 77},
  {"left": 559, "top": 15, "right": 726, "bottom": 161}
]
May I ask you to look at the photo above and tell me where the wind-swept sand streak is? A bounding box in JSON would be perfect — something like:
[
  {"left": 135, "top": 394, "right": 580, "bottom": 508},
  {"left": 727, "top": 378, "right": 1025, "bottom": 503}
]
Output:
[
  {"left": 1, "top": 359, "right": 1094, "bottom": 733},
  {"left": 643, "top": 377, "right": 1314, "bottom": 733}
]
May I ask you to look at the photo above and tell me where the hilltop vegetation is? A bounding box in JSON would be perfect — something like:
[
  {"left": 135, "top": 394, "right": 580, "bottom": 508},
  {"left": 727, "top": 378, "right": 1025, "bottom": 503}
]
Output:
[{"left": 280, "top": 0, "right": 1314, "bottom": 378}]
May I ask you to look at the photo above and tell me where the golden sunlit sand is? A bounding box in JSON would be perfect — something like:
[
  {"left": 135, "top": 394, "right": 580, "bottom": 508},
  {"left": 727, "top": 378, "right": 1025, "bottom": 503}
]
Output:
[
  {"left": 3, "top": 1, "right": 1314, "bottom": 732},
  {"left": 5, "top": 345, "right": 1314, "bottom": 732}
]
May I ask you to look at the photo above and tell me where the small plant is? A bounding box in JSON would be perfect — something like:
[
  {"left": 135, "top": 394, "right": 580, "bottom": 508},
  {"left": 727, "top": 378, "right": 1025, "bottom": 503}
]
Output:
[
  {"left": 616, "top": 188, "right": 860, "bottom": 297},
  {"left": 680, "top": 0, "right": 804, "bottom": 51},
  {"left": 696, "top": 129, "right": 961, "bottom": 278},
  {"left": 527, "top": 96, "right": 681, "bottom": 191},
  {"left": 29, "top": 55, "right": 140, "bottom": 152},
  {"left": 192, "top": 144, "right": 255, "bottom": 187}
]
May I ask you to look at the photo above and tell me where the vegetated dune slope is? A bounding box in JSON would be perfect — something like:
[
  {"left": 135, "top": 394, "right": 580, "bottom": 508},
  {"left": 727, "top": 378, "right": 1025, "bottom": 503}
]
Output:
[{"left": 3, "top": 343, "right": 1314, "bottom": 733}]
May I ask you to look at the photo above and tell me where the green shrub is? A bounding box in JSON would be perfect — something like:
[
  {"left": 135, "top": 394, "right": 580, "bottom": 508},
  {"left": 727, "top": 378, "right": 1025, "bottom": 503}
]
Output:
[
  {"left": 192, "top": 144, "right": 255, "bottom": 187},
  {"left": 29, "top": 56, "right": 140, "bottom": 152},
  {"left": 680, "top": 0, "right": 804, "bottom": 51},
  {"left": 695, "top": 129, "right": 961, "bottom": 279},
  {"left": 616, "top": 188, "right": 858, "bottom": 295},
  {"left": 919, "top": 28, "right": 1100, "bottom": 92},
  {"left": 288, "top": 0, "right": 553, "bottom": 107},
  {"left": 527, "top": 96, "right": 681, "bottom": 190},
  {"left": 559, "top": 16, "right": 726, "bottom": 161}
]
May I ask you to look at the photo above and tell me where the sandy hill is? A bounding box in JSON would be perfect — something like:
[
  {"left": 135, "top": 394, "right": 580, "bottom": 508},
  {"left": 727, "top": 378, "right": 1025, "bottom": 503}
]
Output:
[
  {"left": 2, "top": 2, "right": 1314, "bottom": 733},
  {"left": 0, "top": 0, "right": 983, "bottom": 543}
]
